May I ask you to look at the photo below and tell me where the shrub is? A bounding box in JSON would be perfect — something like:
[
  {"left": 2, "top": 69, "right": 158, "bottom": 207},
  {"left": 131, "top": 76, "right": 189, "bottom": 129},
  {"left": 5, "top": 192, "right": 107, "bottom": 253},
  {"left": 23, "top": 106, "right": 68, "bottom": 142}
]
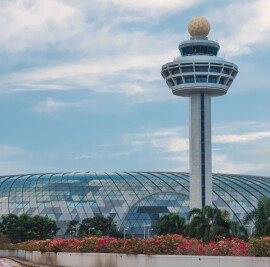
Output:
[
  {"left": 13, "top": 235, "right": 270, "bottom": 257},
  {"left": 0, "top": 233, "right": 17, "bottom": 250},
  {"left": 248, "top": 237, "right": 270, "bottom": 257}
]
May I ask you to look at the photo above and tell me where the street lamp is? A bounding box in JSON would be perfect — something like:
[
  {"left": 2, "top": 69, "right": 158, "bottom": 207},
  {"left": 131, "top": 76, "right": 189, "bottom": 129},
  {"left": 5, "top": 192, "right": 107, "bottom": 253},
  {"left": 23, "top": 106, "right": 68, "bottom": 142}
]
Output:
[
  {"left": 124, "top": 227, "right": 129, "bottom": 240},
  {"left": 88, "top": 227, "right": 95, "bottom": 236},
  {"left": 147, "top": 228, "right": 153, "bottom": 239},
  {"left": 70, "top": 226, "right": 77, "bottom": 239},
  {"left": 143, "top": 224, "right": 150, "bottom": 239}
]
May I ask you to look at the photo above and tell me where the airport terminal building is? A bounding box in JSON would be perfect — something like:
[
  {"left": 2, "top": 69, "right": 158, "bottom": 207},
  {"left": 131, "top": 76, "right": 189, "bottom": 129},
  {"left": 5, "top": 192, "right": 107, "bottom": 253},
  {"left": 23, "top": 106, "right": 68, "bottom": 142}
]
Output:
[{"left": 0, "top": 172, "right": 269, "bottom": 237}]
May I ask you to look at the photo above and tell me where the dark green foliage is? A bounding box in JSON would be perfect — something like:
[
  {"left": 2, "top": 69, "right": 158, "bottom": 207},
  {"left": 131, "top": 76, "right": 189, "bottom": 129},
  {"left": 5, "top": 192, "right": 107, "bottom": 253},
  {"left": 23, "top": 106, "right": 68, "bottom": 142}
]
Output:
[
  {"left": 243, "top": 197, "right": 270, "bottom": 237},
  {"left": 229, "top": 221, "right": 248, "bottom": 240},
  {"left": 157, "top": 213, "right": 186, "bottom": 235},
  {"left": 187, "top": 206, "right": 230, "bottom": 242},
  {"left": 0, "top": 214, "right": 58, "bottom": 243},
  {"left": 77, "top": 215, "right": 123, "bottom": 238}
]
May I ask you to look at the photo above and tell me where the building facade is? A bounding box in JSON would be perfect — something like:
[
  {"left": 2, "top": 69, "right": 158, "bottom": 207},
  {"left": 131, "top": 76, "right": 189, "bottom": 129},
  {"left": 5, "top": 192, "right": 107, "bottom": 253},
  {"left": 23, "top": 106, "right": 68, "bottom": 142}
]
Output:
[{"left": 0, "top": 172, "right": 269, "bottom": 237}]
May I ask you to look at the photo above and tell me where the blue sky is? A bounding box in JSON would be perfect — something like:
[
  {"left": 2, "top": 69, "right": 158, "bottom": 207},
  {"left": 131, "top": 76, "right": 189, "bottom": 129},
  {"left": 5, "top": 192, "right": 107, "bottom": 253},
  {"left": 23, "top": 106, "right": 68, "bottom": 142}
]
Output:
[{"left": 0, "top": 0, "right": 270, "bottom": 176}]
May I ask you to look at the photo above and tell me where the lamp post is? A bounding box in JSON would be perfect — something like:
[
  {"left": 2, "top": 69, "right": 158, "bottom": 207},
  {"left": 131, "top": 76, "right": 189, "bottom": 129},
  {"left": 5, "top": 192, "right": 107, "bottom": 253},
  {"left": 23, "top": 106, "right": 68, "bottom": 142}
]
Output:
[
  {"left": 88, "top": 227, "right": 95, "bottom": 236},
  {"left": 124, "top": 227, "right": 129, "bottom": 240},
  {"left": 70, "top": 226, "right": 77, "bottom": 239},
  {"left": 148, "top": 228, "right": 153, "bottom": 239},
  {"left": 143, "top": 224, "right": 150, "bottom": 239}
]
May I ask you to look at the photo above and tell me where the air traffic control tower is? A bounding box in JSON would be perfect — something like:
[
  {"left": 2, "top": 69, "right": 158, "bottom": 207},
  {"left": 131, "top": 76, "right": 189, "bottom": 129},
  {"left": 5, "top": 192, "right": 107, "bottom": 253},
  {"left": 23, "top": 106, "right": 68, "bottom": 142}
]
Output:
[{"left": 161, "top": 17, "right": 238, "bottom": 209}]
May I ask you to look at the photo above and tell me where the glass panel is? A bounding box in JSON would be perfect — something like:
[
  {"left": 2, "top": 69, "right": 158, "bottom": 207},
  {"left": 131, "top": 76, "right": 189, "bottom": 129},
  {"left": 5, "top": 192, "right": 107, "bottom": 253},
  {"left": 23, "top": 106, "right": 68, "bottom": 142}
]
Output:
[
  {"left": 196, "top": 76, "right": 207, "bottom": 83},
  {"left": 201, "top": 46, "right": 207, "bottom": 54},
  {"left": 208, "top": 76, "right": 217, "bottom": 83},
  {"left": 195, "top": 66, "right": 208, "bottom": 72},
  {"left": 171, "top": 68, "right": 180, "bottom": 74},
  {"left": 222, "top": 68, "right": 230, "bottom": 75},
  {"left": 182, "top": 67, "right": 194, "bottom": 73},
  {"left": 185, "top": 76, "right": 194, "bottom": 83},
  {"left": 219, "top": 77, "right": 225, "bottom": 84},
  {"left": 177, "top": 77, "right": 183, "bottom": 84},
  {"left": 210, "top": 67, "right": 220, "bottom": 73},
  {"left": 193, "top": 46, "right": 200, "bottom": 54}
]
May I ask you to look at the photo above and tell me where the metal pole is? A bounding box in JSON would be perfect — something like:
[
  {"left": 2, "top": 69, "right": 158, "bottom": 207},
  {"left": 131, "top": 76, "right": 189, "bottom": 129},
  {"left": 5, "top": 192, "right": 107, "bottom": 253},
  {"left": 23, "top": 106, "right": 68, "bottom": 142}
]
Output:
[
  {"left": 144, "top": 225, "right": 145, "bottom": 239},
  {"left": 143, "top": 224, "right": 150, "bottom": 239},
  {"left": 124, "top": 227, "right": 129, "bottom": 240},
  {"left": 148, "top": 228, "right": 153, "bottom": 239}
]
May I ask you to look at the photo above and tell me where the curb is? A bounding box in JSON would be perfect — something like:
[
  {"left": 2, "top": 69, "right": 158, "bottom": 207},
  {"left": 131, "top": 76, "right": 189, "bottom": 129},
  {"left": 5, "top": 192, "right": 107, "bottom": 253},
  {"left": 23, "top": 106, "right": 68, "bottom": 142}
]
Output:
[{"left": 7, "top": 257, "right": 56, "bottom": 267}]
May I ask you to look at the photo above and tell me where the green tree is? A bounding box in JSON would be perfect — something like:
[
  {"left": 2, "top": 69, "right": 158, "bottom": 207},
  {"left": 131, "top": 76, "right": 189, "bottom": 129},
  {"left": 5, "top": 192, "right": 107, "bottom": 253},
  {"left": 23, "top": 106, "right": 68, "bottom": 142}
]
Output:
[
  {"left": 188, "top": 206, "right": 230, "bottom": 242},
  {"left": 0, "top": 214, "right": 58, "bottom": 243},
  {"left": 243, "top": 197, "right": 270, "bottom": 237},
  {"left": 78, "top": 215, "right": 123, "bottom": 238},
  {"left": 157, "top": 213, "right": 186, "bottom": 235}
]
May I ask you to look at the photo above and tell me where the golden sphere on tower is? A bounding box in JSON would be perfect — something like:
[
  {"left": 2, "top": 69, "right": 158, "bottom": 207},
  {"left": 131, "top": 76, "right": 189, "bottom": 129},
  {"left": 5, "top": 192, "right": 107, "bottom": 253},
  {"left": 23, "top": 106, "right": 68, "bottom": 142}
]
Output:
[{"left": 188, "top": 16, "right": 210, "bottom": 37}]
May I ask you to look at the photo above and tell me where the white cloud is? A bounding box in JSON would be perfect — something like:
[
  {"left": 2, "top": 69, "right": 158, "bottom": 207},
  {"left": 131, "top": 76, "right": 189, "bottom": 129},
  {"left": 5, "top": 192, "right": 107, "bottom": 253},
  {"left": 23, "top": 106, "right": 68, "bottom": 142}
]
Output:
[
  {"left": 122, "top": 125, "right": 270, "bottom": 156},
  {"left": 95, "top": 0, "right": 206, "bottom": 14},
  {"left": 213, "top": 131, "right": 270, "bottom": 144},
  {"left": 122, "top": 127, "right": 189, "bottom": 153},
  {"left": 212, "top": 154, "right": 267, "bottom": 174},
  {"left": 117, "top": 121, "right": 270, "bottom": 174},
  {"left": 0, "top": 0, "right": 81, "bottom": 52},
  {"left": 0, "top": 144, "right": 23, "bottom": 158},
  {"left": 209, "top": 0, "right": 270, "bottom": 57},
  {"left": 34, "top": 97, "right": 80, "bottom": 113}
]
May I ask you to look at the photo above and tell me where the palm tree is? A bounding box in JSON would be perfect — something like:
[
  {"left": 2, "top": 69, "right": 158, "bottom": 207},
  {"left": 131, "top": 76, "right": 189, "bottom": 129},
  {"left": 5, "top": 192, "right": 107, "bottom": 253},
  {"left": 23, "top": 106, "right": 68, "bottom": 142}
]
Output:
[
  {"left": 188, "top": 206, "right": 230, "bottom": 242},
  {"left": 243, "top": 197, "right": 270, "bottom": 237},
  {"left": 157, "top": 213, "right": 186, "bottom": 235},
  {"left": 229, "top": 221, "right": 248, "bottom": 239}
]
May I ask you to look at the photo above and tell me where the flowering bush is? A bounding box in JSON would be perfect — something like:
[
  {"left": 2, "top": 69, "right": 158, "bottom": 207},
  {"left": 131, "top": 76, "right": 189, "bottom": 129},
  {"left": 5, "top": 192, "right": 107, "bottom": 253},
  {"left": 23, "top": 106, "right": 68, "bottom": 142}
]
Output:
[
  {"left": 177, "top": 236, "right": 250, "bottom": 256},
  {"left": 18, "top": 238, "right": 79, "bottom": 253},
  {"left": 248, "top": 236, "right": 270, "bottom": 257},
  {"left": 15, "top": 235, "right": 270, "bottom": 257}
]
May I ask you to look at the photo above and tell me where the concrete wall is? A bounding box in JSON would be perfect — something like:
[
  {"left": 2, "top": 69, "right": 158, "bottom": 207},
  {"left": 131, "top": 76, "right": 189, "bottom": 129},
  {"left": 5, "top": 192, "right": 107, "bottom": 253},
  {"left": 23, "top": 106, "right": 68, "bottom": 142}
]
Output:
[
  {"left": 1, "top": 250, "right": 270, "bottom": 267},
  {"left": 189, "top": 93, "right": 212, "bottom": 209}
]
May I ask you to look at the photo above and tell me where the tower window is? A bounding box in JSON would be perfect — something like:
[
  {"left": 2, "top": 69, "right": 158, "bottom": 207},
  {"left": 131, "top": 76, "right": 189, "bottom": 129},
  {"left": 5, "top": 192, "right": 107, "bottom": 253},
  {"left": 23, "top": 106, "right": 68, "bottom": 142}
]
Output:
[
  {"left": 163, "top": 70, "right": 170, "bottom": 77},
  {"left": 195, "top": 66, "right": 208, "bottom": 72},
  {"left": 166, "top": 79, "right": 174, "bottom": 87},
  {"left": 171, "top": 68, "right": 180, "bottom": 74},
  {"left": 182, "top": 66, "right": 194, "bottom": 73},
  {"left": 208, "top": 76, "right": 217, "bottom": 83},
  {"left": 196, "top": 76, "right": 207, "bottom": 83},
  {"left": 208, "top": 47, "right": 218, "bottom": 55},
  {"left": 222, "top": 68, "right": 230, "bottom": 75},
  {"left": 177, "top": 77, "right": 183, "bottom": 84},
  {"left": 210, "top": 67, "right": 220, "bottom": 73},
  {"left": 232, "top": 70, "right": 237, "bottom": 77},
  {"left": 185, "top": 76, "right": 194, "bottom": 83},
  {"left": 193, "top": 46, "right": 200, "bottom": 54},
  {"left": 219, "top": 77, "right": 225, "bottom": 84},
  {"left": 180, "top": 45, "right": 218, "bottom": 56}
]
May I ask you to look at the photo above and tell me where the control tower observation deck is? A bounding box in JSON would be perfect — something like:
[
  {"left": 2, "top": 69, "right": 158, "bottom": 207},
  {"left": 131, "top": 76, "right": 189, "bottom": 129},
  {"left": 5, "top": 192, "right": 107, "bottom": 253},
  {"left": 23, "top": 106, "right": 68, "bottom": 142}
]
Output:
[{"left": 161, "top": 17, "right": 238, "bottom": 209}]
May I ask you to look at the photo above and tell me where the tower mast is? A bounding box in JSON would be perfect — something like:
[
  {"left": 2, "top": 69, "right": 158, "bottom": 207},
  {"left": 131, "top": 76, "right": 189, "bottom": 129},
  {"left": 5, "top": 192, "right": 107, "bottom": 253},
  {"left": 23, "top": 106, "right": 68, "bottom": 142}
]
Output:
[{"left": 161, "top": 17, "right": 238, "bottom": 209}]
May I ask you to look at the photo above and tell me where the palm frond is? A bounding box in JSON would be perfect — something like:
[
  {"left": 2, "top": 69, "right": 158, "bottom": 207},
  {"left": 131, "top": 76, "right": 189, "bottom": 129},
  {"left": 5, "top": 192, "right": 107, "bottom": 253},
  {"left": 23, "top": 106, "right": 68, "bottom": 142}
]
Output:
[
  {"left": 188, "top": 208, "right": 202, "bottom": 220},
  {"left": 243, "top": 209, "right": 257, "bottom": 225}
]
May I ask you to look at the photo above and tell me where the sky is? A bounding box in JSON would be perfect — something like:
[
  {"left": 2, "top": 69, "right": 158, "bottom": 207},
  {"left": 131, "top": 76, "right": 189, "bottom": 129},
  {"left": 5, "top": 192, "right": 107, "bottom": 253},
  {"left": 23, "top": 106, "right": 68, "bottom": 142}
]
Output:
[{"left": 0, "top": 0, "right": 270, "bottom": 176}]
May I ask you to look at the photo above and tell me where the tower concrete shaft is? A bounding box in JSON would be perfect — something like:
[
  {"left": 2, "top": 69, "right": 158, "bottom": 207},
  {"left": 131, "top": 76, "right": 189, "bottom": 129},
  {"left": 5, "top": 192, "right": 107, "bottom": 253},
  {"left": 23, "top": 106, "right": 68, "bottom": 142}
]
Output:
[
  {"left": 161, "top": 16, "right": 238, "bottom": 210},
  {"left": 189, "top": 93, "right": 212, "bottom": 209}
]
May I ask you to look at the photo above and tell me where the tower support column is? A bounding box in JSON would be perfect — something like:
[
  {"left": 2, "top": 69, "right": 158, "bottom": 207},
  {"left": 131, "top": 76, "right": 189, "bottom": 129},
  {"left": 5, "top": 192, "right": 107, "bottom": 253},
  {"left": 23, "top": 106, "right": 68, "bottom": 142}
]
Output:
[{"left": 189, "top": 93, "right": 212, "bottom": 209}]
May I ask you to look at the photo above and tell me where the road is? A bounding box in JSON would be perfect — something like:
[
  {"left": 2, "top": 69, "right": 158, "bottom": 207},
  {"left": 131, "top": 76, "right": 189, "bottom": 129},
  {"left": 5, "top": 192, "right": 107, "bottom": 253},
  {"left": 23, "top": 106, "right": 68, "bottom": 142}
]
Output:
[{"left": 0, "top": 258, "right": 22, "bottom": 267}]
